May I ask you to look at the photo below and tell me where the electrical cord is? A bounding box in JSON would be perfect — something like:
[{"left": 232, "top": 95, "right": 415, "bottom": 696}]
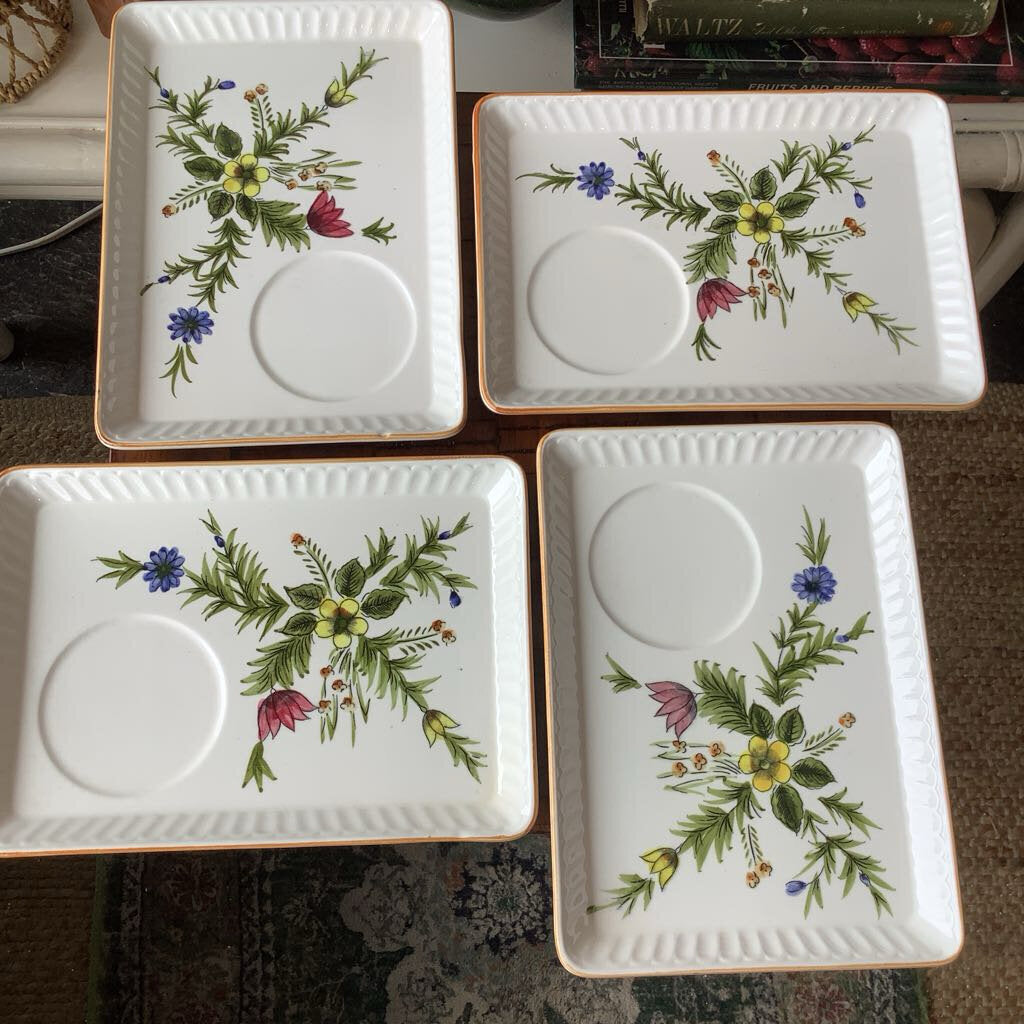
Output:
[{"left": 0, "top": 204, "right": 103, "bottom": 257}]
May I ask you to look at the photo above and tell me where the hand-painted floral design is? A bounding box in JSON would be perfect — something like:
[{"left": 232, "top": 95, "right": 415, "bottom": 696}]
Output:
[
  {"left": 94, "top": 513, "right": 482, "bottom": 792},
  {"left": 221, "top": 153, "right": 269, "bottom": 197},
  {"left": 167, "top": 306, "right": 214, "bottom": 345},
  {"left": 258, "top": 688, "right": 316, "bottom": 739},
  {"left": 314, "top": 597, "right": 369, "bottom": 648},
  {"left": 792, "top": 565, "right": 838, "bottom": 603},
  {"left": 141, "top": 51, "right": 399, "bottom": 394},
  {"left": 577, "top": 160, "right": 615, "bottom": 199},
  {"left": 520, "top": 127, "right": 915, "bottom": 361},
  {"left": 594, "top": 508, "right": 890, "bottom": 919},
  {"left": 647, "top": 680, "right": 697, "bottom": 738},
  {"left": 142, "top": 546, "right": 186, "bottom": 592},
  {"left": 306, "top": 189, "right": 354, "bottom": 237},
  {"left": 736, "top": 200, "right": 785, "bottom": 242},
  {"left": 738, "top": 736, "right": 792, "bottom": 791},
  {"left": 696, "top": 277, "right": 745, "bottom": 322}
]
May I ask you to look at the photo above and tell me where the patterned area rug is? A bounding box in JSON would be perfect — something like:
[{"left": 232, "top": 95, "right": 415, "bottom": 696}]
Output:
[{"left": 86, "top": 839, "right": 927, "bottom": 1024}]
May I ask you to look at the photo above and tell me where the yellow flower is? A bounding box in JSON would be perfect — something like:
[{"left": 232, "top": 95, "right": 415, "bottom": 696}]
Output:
[
  {"left": 738, "top": 736, "right": 792, "bottom": 792},
  {"left": 641, "top": 847, "right": 678, "bottom": 889},
  {"left": 422, "top": 709, "right": 458, "bottom": 746},
  {"left": 842, "top": 291, "right": 876, "bottom": 322},
  {"left": 314, "top": 597, "right": 368, "bottom": 649},
  {"left": 222, "top": 153, "right": 269, "bottom": 198},
  {"left": 736, "top": 201, "right": 785, "bottom": 244}
]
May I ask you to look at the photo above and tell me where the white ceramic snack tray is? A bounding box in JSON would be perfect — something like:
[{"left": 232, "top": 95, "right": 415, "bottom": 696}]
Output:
[
  {"left": 475, "top": 91, "right": 985, "bottom": 413},
  {"left": 97, "top": 0, "right": 463, "bottom": 449},
  {"left": 0, "top": 458, "right": 533, "bottom": 854},
  {"left": 538, "top": 423, "right": 962, "bottom": 975}
]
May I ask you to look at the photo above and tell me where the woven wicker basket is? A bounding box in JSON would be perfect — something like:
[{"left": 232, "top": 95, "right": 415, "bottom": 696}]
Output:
[{"left": 0, "top": 0, "right": 74, "bottom": 103}]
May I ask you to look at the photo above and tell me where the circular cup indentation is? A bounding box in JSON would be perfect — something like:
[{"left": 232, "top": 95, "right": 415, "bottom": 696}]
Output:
[
  {"left": 251, "top": 251, "right": 417, "bottom": 401},
  {"left": 588, "top": 483, "right": 761, "bottom": 649},
  {"left": 39, "top": 615, "right": 227, "bottom": 796},
  {"left": 527, "top": 226, "right": 688, "bottom": 375}
]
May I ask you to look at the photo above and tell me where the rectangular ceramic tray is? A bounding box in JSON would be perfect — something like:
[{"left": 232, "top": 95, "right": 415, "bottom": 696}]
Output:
[
  {"left": 475, "top": 92, "right": 985, "bottom": 413},
  {"left": 538, "top": 423, "right": 961, "bottom": 975},
  {"left": 0, "top": 457, "right": 533, "bottom": 854},
  {"left": 97, "top": 0, "right": 463, "bottom": 449}
]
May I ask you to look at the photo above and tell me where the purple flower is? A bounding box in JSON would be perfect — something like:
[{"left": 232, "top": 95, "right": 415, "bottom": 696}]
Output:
[
  {"left": 859, "top": 871, "right": 870, "bottom": 886},
  {"left": 636, "top": 149, "right": 646, "bottom": 161},
  {"left": 785, "top": 880, "right": 808, "bottom": 895},
  {"left": 854, "top": 191, "right": 866, "bottom": 209},
  {"left": 697, "top": 278, "right": 745, "bottom": 322},
  {"left": 840, "top": 141, "right": 852, "bottom": 151},
  {"left": 577, "top": 161, "right": 614, "bottom": 200},
  {"left": 438, "top": 530, "right": 451, "bottom": 540},
  {"left": 647, "top": 681, "right": 697, "bottom": 739},
  {"left": 835, "top": 634, "right": 850, "bottom": 644},
  {"left": 160, "top": 87, "right": 170, "bottom": 99},
  {"left": 218, "top": 80, "right": 236, "bottom": 90},
  {"left": 142, "top": 546, "right": 185, "bottom": 593},
  {"left": 157, "top": 274, "right": 170, "bottom": 284},
  {"left": 167, "top": 306, "right": 214, "bottom": 345},
  {"left": 449, "top": 590, "right": 462, "bottom": 608},
  {"left": 791, "top": 565, "right": 837, "bottom": 603},
  {"left": 214, "top": 535, "right": 225, "bottom": 548}
]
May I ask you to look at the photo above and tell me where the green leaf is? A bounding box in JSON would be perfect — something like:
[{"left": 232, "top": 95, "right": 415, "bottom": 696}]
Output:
[
  {"left": 279, "top": 611, "right": 317, "bottom": 637},
  {"left": 791, "top": 757, "right": 836, "bottom": 789},
  {"left": 207, "top": 190, "right": 233, "bottom": 220},
  {"left": 334, "top": 558, "right": 366, "bottom": 598},
  {"left": 361, "top": 587, "right": 405, "bottom": 619},
  {"left": 240, "top": 634, "right": 312, "bottom": 694},
  {"left": 774, "top": 191, "right": 816, "bottom": 219},
  {"left": 771, "top": 784, "right": 804, "bottom": 833},
  {"left": 750, "top": 166, "right": 778, "bottom": 201},
  {"left": 776, "top": 707, "right": 805, "bottom": 744},
  {"left": 705, "top": 189, "right": 744, "bottom": 212},
  {"left": 694, "top": 661, "right": 750, "bottom": 733},
  {"left": 708, "top": 214, "right": 737, "bottom": 233},
  {"left": 256, "top": 198, "right": 310, "bottom": 253},
  {"left": 184, "top": 155, "right": 224, "bottom": 182},
  {"left": 683, "top": 232, "right": 736, "bottom": 285},
  {"left": 235, "top": 192, "right": 258, "bottom": 225},
  {"left": 601, "top": 654, "right": 641, "bottom": 692},
  {"left": 214, "top": 124, "right": 243, "bottom": 159},
  {"left": 285, "top": 582, "right": 326, "bottom": 610},
  {"left": 748, "top": 703, "right": 774, "bottom": 739}
]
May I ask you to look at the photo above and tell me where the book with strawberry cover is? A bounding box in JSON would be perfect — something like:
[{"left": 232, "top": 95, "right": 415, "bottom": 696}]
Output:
[{"left": 575, "top": 0, "right": 1024, "bottom": 94}]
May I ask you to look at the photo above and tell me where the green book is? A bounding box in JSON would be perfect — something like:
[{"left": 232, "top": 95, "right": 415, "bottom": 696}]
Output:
[{"left": 634, "top": 0, "right": 1000, "bottom": 40}]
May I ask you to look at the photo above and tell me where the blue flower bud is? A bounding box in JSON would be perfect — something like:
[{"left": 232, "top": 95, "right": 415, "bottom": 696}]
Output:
[
  {"left": 854, "top": 191, "right": 866, "bottom": 209},
  {"left": 785, "top": 880, "right": 808, "bottom": 895},
  {"left": 449, "top": 590, "right": 461, "bottom": 608},
  {"left": 840, "top": 141, "right": 852, "bottom": 151},
  {"left": 160, "top": 87, "right": 170, "bottom": 99},
  {"left": 637, "top": 150, "right": 646, "bottom": 160},
  {"left": 859, "top": 871, "right": 870, "bottom": 886},
  {"left": 218, "top": 80, "right": 236, "bottom": 90},
  {"left": 157, "top": 275, "right": 170, "bottom": 284},
  {"left": 214, "top": 535, "right": 225, "bottom": 548},
  {"left": 438, "top": 530, "right": 451, "bottom": 540},
  {"left": 835, "top": 634, "right": 850, "bottom": 644}
]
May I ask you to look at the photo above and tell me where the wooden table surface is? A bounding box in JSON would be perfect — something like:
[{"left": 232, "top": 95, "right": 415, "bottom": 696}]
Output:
[{"left": 109, "top": 93, "right": 890, "bottom": 834}]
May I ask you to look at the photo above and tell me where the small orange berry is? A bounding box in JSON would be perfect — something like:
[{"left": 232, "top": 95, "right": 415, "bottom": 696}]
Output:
[
  {"left": 255, "top": 83, "right": 267, "bottom": 95},
  {"left": 692, "top": 753, "right": 707, "bottom": 770},
  {"left": 709, "top": 741, "right": 725, "bottom": 757},
  {"left": 746, "top": 871, "right": 760, "bottom": 889},
  {"left": 430, "top": 619, "right": 445, "bottom": 633},
  {"left": 315, "top": 180, "right": 330, "bottom": 191},
  {"left": 313, "top": 162, "right": 328, "bottom": 174},
  {"left": 839, "top": 712, "right": 856, "bottom": 728},
  {"left": 747, "top": 286, "right": 761, "bottom": 298},
  {"left": 341, "top": 695, "right": 353, "bottom": 708},
  {"left": 768, "top": 283, "right": 781, "bottom": 296},
  {"left": 441, "top": 628, "right": 456, "bottom": 645},
  {"left": 162, "top": 204, "right": 176, "bottom": 217},
  {"left": 757, "top": 860, "right": 773, "bottom": 877},
  {"left": 707, "top": 149, "right": 721, "bottom": 165},
  {"left": 286, "top": 179, "right": 297, "bottom": 190},
  {"left": 671, "top": 761, "right": 687, "bottom": 777},
  {"left": 319, "top": 666, "right": 332, "bottom": 678},
  {"left": 747, "top": 258, "right": 760, "bottom": 267},
  {"left": 331, "top": 679, "right": 344, "bottom": 691},
  {"left": 318, "top": 699, "right": 330, "bottom": 711},
  {"left": 244, "top": 89, "right": 256, "bottom": 102},
  {"left": 758, "top": 268, "right": 771, "bottom": 279},
  {"left": 291, "top": 533, "right": 305, "bottom": 546}
]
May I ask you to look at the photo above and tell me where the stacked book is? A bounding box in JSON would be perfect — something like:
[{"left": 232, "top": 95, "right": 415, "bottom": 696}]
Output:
[{"left": 575, "top": 0, "right": 1023, "bottom": 94}]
